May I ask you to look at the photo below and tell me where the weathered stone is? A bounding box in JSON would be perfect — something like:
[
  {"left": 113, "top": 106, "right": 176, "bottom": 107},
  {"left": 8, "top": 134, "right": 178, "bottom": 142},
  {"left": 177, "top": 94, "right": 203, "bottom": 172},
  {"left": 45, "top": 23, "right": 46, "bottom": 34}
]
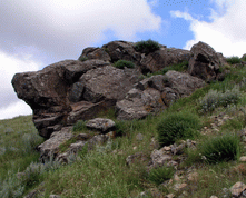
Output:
[
  {"left": 12, "top": 60, "right": 110, "bottom": 138},
  {"left": 38, "top": 127, "right": 73, "bottom": 163},
  {"left": 86, "top": 118, "right": 116, "bottom": 132},
  {"left": 80, "top": 66, "right": 142, "bottom": 102},
  {"left": 165, "top": 70, "right": 206, "bottom": 97},
  {"left": 67, "top": 99, "right": 116, "bottom": 124},
  {"left": 188, "top": 41, "right": 227, "bottom": 82},
  {"left": 102, "top": 40, "right": 141, "bottom": 63},
  {"left": 161, "top": 87, "right": 180, "bottom": 107},
  {"left": 140, "top": 47, "right": 190, "bottom": 73},
  {"left": 116, "top": 72, "right": 206, "bottom": 120},
  {"left": 79, "top": 47, "right": 111, "bottom": 61},
  {"left": 230, "top": 181, "right": 246, "bottom": 197},
  {"left": 116, "top": 88, "right": 166, "bottom": 120}
]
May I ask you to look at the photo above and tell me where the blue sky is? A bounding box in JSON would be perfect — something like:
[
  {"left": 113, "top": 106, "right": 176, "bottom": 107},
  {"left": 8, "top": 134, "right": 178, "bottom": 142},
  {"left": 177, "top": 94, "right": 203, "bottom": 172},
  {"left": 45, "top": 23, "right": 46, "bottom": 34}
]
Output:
[{"left": 0, "top": 0, "right": 245, "bottom": 120}]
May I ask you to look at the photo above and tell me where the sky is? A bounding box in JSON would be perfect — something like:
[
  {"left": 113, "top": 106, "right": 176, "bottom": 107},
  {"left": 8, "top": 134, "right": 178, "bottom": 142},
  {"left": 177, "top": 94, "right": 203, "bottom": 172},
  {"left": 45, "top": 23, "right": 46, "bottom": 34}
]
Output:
[{"left": 0, "top": 0, "right": 246, "bottom": 120}]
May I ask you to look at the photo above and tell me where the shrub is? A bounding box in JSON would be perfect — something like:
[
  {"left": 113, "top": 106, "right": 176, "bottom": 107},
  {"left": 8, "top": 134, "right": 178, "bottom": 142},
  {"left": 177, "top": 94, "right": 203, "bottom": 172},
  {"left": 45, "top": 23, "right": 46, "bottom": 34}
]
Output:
[
  {"left": 114, "top": 60, "right": 135, "bottom": 69},
  {"left": 115, "top": 120, "right": 129, "bottom": 137},
  {"left": 197, "top": 135, "right": 240, "bottom": 164},
  {"left": 78, "top": 56, "right": 88, "bottom": 62},
  {"left": 197, "top": 85, "right": 242, "bottom": 114},
  {"left": 226, "top": 56, "right": 240, "bottom": 64},
  {"left": 138, "top": 75, "right": 147, "bottom": 81},
  {"left": 72, "top": 120, "right": 87, "bottom": 132},
  {"left": 135, "top": 39, "right": 160, "bottom": 54},
  {"left": 148, "top": 166, "right": 175, "bottom": 186},
  {"left": 156, "top": 112, "right": 201, "bottom": 147}
]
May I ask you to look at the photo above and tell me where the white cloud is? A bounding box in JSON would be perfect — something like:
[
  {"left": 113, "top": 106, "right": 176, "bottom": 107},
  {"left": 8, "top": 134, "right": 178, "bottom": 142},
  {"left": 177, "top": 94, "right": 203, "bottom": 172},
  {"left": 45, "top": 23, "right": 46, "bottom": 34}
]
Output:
[
  {"left": 148, "top": 0, "right": 159, "bottom": 7},
  {"left": 0, "top": 50, "right": 41, "bottom": 120},
  {"left": 170, "top": 0, "right": 246, "bottom": 58},
  {"left": 0, "top": 100, "right": 32, "bottom": 120},
  {"left": 0, "top": 0, "right": 161, "bottom": 60}
]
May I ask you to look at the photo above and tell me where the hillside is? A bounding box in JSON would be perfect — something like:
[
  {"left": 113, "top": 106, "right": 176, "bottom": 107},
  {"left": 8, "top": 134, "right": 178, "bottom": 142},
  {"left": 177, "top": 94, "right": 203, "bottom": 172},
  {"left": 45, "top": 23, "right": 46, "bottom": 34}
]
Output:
[{"left": 1, "top": 56, "right": 246, "bottom": 197}]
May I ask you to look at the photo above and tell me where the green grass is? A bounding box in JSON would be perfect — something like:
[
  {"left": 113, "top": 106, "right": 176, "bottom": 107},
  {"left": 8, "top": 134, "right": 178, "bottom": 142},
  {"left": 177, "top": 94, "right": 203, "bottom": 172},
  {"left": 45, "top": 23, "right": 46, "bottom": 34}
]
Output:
[{"left": 2, "top": 62, "right": 246, "bottom": 197}]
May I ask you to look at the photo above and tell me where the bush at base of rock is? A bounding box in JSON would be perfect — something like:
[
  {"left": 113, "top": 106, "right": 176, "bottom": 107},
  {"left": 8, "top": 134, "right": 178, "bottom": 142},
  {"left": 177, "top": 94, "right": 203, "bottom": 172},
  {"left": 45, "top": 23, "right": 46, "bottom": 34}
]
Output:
[
  {"left": 157, "top": 112, "right": 201, "bottom": 147},
  {"left": 114, "top": 60, "right": 135, "bottom": 69},
  {"left": 197, "top": 134, "right": 240, "bottom": 164},
  {"left": 135, "top": 39, "right": 160, "bottom": 54},
  {"left": 72, "top": 120, "right": 87, "bottom": 132},
  {"left": 148, "top": 165, "right": 176, "bottom": 186}
]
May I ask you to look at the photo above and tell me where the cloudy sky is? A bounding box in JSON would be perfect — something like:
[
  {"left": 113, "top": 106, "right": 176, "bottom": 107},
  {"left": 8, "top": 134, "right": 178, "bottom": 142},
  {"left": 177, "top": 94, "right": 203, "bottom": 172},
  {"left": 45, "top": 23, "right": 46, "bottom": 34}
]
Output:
[{"left": 0, "top": 0, "right": 245, "bottom": 120}]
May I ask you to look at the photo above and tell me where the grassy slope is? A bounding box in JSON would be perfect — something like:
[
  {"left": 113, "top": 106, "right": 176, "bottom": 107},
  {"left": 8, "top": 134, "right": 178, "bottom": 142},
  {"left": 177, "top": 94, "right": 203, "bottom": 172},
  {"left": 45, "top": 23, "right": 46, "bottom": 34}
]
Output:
[{"left": 1, "top": 58, "right": 246, "bottom": 197}]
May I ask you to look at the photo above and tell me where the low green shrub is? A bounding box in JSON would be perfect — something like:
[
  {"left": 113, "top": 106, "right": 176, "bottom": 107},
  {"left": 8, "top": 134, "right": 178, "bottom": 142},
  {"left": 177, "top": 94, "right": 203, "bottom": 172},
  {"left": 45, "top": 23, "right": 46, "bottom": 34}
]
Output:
[
  {"left": 226, "top": 56, "right": 240, "bottom": 64},
  {"left": 72, "top": 120, "right": 87, "bottom": 132},
  {"left": 148, "top": 166, "right": 175, "bottom": 186},
  {"left": 138, "top": 75, "right": 147, "bottom": 81},
  {"left": 197, "top": 85, "right": 242, "bottom": 114},
  {"left": 197, "top": 134, "right": 240, "bottom": 164},
  {"left": 78, "top": 56, "right": 89, "bottom": 62},
  {"left": 135, "top": 39, "right": 160, "bottom": 54},
  {"left": 114, "top": 60, "right": 135, "bottom": 69},
  {"left": 157, "top": 112, "right": 201, "bottom": 147},
  {"left": 115, "top": 120, "right": 129, "bottom": 137}
]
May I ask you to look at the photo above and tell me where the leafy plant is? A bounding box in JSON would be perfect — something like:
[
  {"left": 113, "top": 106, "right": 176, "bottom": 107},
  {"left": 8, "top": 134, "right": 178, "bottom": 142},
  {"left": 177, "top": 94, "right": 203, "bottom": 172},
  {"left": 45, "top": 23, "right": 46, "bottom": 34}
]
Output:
[
  {"left": 72, "top": 120, "right": 87, "bottom": 132},
  {"left": 197, "top": 135, "right": 240, "bottom": 164},
  {"left": 226, "top": 57, "right": 240, "bottom": 64},
  {"left": 114, "top": 60, "right": 135, "bottom": 69},
  {"left": 156, "top": 112, "right": 201, "bottom": 147},
  {"left": 148, "top": 166, "right": 175, "bottom": 186},
  {"left": 78, "top": 56, "right": 89, "bottom": 62},
  {"left": 197, "top": 85, "right": 242, "bottom": 114},
  {"left": 135, "top": 39, "right": 160, "bottom": 54},
  {"left": 138, "top": 75, "right": 147, "bottom": 81}
]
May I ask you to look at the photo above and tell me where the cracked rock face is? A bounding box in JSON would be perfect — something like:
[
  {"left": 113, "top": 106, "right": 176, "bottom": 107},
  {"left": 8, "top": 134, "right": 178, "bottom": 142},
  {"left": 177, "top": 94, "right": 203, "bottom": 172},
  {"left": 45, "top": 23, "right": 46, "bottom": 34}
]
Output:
[
  {"left": 12, "top": 40, "right": 227, "bottom": 139},
  {"left": 12, "top": 60, "right": 141, "bottom": 139},
  {"left": 188, "top": 41, "right": 228, "bottom": 82}
]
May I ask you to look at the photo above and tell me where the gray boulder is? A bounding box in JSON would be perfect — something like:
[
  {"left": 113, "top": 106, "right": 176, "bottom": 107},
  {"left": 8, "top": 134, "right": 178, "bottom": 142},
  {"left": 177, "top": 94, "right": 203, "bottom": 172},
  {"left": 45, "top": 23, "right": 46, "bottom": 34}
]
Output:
[
  {"left": 79, "top": 47, "right": 111, "bottom": 62},
  {"left": 86, "top": 118, "right": 116, "bottom": 132},
  {"left": 116, "top": 72, "right": 206, "bottom": 120},
  {"left": 140, "top": 47, "right": 190, "bottom": 73},
  {"left": 102, "top": 40, "right": 141, "bottom": 63},
  {"left": 188, "top": 41, "right": 227, "bottom": 82}
]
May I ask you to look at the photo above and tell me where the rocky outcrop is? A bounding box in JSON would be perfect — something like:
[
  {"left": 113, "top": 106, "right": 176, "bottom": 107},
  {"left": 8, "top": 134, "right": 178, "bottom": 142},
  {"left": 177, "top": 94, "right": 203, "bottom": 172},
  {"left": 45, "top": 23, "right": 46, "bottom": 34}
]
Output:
[
  {"left": 12, "top": 60, "right": 140, "bottom": 139},
  {"left": 79, "top": 47, "right": 111, "bottom": 62},
  {"left": 116, "top": 71, "right": 206, "bottom": 120},
  {"left": 188, "top": 41, "right": 227, "bottom": 82},
  {"left": 102, "top": 40, "right": 141, "bottom": 63},
  {"left": 67, "top": 66, "right": 142, "bottom": 125},
  {"left": 12, "top": 40, "right": 227, "bottom": 139},
  {"left": 140, "top": 47, "right": 191, "bottom": 73}
]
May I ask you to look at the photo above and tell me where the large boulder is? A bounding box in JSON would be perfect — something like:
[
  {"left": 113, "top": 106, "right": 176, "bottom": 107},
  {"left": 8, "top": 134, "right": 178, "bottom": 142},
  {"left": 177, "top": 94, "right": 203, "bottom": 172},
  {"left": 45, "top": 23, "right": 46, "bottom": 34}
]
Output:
[
  {"left": 12, "top": 60, "right": 110, "bottom": 138},
  {"left": 78, "top": 47, "right": 111, "bottom": 62},
  {"left": 116, "top": 72, "right": 206, "bottom": 120},
  {"left": 12, "top": 61, "right": 141, "bottom": 138},
  {"left": 102, "top": 40, "right": 141, "bottom": 63},
  {"left": 188, "top": 41, "right": 227, "bottom": 82},
  {"left": 67, "top": 66, "right": 141, "bottom": 124},
  {"left": 140, "top": 47, "right": 190, "bottom": 73}
]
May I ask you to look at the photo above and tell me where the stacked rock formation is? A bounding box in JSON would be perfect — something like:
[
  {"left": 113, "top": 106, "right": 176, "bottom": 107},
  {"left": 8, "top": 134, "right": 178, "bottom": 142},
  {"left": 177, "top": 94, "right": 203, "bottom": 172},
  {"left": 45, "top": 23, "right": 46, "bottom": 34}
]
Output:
[{"left": 12, "top": 40, "right": 226, "bottom": 140}]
